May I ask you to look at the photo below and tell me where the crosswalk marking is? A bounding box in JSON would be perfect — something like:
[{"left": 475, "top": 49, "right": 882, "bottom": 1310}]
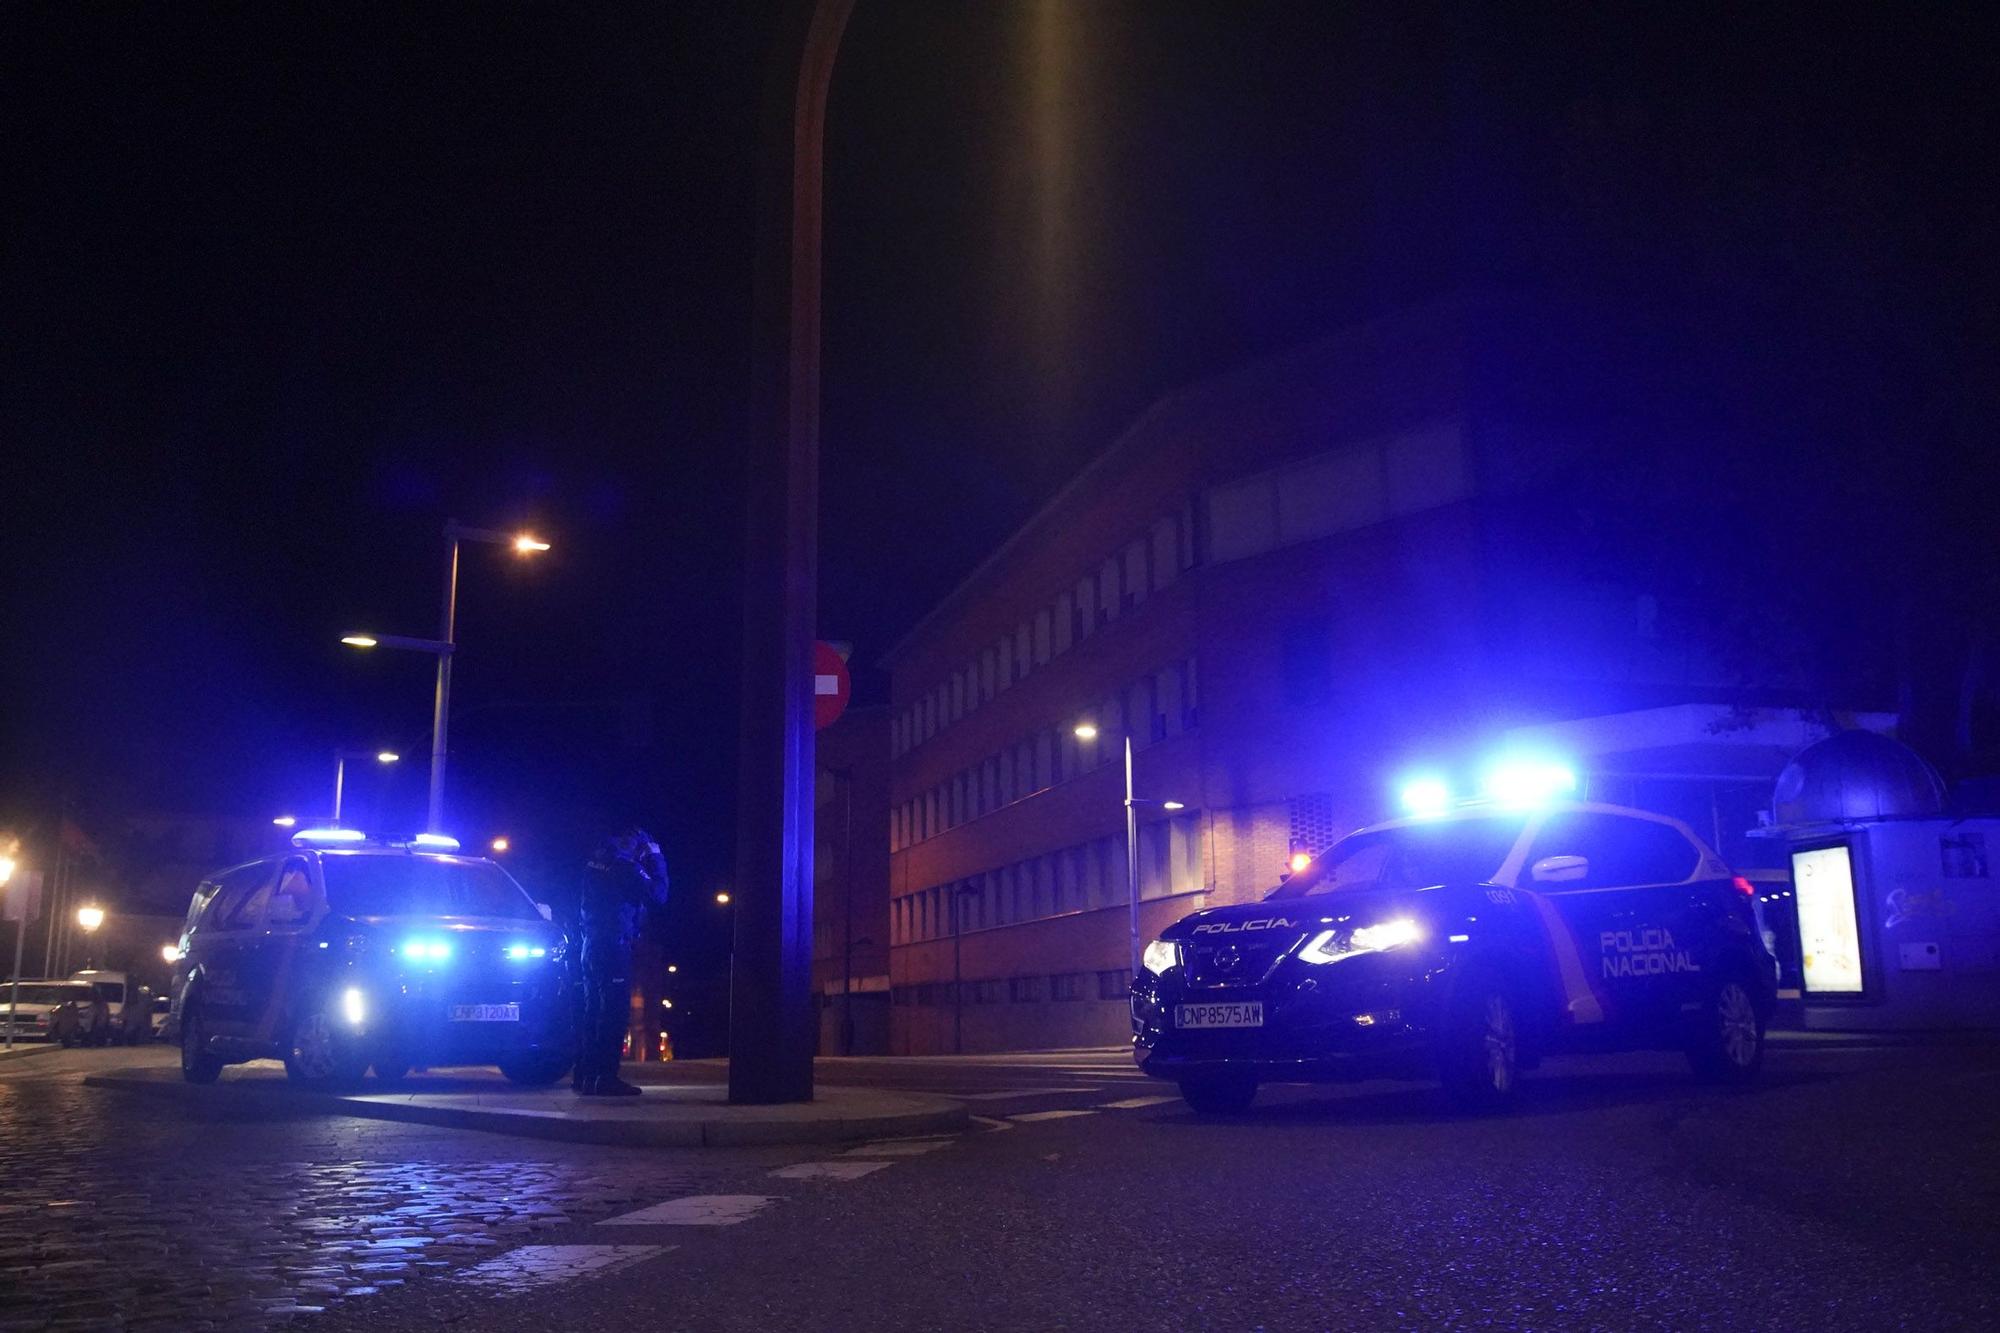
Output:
[
  {"left": 843, "top": 1138, "right": 953, "bottom": 1157},
  {"left": 598, "top": 1195, "right": 777, "bottom": 1227},
  {"left": 1097, "top": 1095, "right": 1179, "bottom": 1110},
  {"left": 769, "top": 1161, "right": 894, "bottom": 1181},
  {"left": 1008, "top": 1109, "right": 1098, "bottom": 1123},
  {"left": 449, "top": 1244, "right": 668, "bottom": 1293},
  {"left": 957, "top": 1087, "right": 1099, "bottom": 1101}
]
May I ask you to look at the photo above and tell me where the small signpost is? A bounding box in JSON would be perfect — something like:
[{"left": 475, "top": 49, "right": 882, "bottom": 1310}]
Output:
[{"left": 814, "top": 640, "right": 852, "bottom": 731}]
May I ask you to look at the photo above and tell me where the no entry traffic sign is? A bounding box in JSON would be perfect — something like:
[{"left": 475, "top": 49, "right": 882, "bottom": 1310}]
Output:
[{"left": 814, "top": 640, "right": 851, "bottom": 730}]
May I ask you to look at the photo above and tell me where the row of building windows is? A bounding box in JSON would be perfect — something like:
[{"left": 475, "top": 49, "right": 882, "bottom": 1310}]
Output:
[
  {"left": 890, "top": 658, "right": 1197, "bottom": 851},
  {"left": 890, "top": 503, "right": 1199, "bottom": 760},
  {"left": 891, "top": 815, "right": 1206, "bottom": 946},
  {"left": 892, "top": 971, "right": 1132, "bottom": 1006}
]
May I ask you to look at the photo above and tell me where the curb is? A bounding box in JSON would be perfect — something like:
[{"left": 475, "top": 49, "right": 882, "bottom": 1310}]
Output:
[
  {"left": 81, "top": 1072, "right": 967, "bottom": 1148},
  {"left": 0, "top": 1044, "right": 60, "bottom": 1065}
]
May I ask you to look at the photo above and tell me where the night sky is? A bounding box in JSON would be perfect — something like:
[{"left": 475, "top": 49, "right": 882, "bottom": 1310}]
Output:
[{"left": 5, "top": 3, "right": 1994, "bottom": 901}]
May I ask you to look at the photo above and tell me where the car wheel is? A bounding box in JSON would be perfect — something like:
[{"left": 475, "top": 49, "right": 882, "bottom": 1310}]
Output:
[
  {"left": 1687, "top": 973, "right": 1764, "bottom": 1086},
  {"left": 1439, "top": 966, "right": 1520, "bottom": 1112},
  {"left": 284, "top": 1010, "right": 368, "bottom": 1088},
  {"left": 180, "top": 1006, "right": 224, "bottom": 1085},
  {"left": 1178, "top": 1070, "right": 1258, "bottom": 1115},
  {"left": 499, "top": 1052, "right": 575, "bottom": 1087}
]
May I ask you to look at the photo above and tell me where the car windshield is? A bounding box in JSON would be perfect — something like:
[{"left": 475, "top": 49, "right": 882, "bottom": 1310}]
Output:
[
  {"left": 3, "top": 984, "right": 87, "bottom": 1006},
  {"left": 320, "top": 853, "right": 539, "bottom": 920},
  {"left": 1266, "top": 817, "right": 1527, "bottom": 899},
  {"left": 88, "top": 982, "right": 123, "bottom": 1003}
]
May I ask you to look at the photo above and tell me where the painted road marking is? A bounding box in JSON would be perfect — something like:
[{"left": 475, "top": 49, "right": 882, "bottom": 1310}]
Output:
[
  {"left": 970, "top": 1115, "right": 1015, "bottom": 1133},
  {"left": 598, "top": 1195, "right": 777, "bottom": 1227},
  {"left": 449, "top": 1244, "right": 668, "bottom": 1293},
  {"left": 1097, "top": 1095, "right": 1179, "bottom": 1110},
  {"left": 958, "top": 1087, "right": 1098, "bottom": 1101},
  {"left": 769, "top": 1161, "right": 894, "bottom": 1181},
  {"left": 843, "top": 1139, "right": 953, "bottom": 1157},
  {"left": 1008, "top": 1109, "right": 1098, "bottom": 1123}
]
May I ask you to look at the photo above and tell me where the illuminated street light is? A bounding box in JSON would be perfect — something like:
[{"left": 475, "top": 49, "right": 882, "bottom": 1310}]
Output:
[
  {"left": 272, "top": 815, "right": 297, "bottom": 828},
  {"left": 0, "top": 854, "right": 14, "bottom": 886},
  {"left": 2, "top": 850, "right": 21, "bottom": 1050},
  {"left": 161, "top": 943, "right": 181, "bottom": 964},
  {"left": 332, "top": 748, "right": 401, "bottom": 825},
  {"left": 489, "top": 836, "right": 510, "bottom": 854},
  {"left": 342, "top": 520, "right": 551, "bottom": 835},
  {"left": 1162, "top": 801, "right": 1186, "bottom": 811},
  {"left": 659, "top": 998, "right": 673, "bottom": 1009},
  {"left": 1289, "top": 851, "right": 1312, "bottom": 874},
  {"left": 715, "top": 891, "right": 732, "bottom": 906},
  {"left": 76, "top": 905, "right": 105, "bottom": 932},
  {"left": 1071, "top": 718, "right": 1186, "bottom": 979},
  {"left": 667, "top": 964, "right": 678, "bottom": 974},
  {"left": 1072, "top": 722, "right": 1099, "bottom": 741}
]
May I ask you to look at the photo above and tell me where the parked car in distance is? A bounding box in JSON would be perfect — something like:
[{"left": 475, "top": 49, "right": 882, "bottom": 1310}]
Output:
[
  {"left": 1, "top": 980, "right": 111, "bottom": 1046},
  {"left": 70, "top": 970, "right": 152, "bottom": 1045},
  {"left": 150, "top": 994, "right": 172, "bottom": 1041}
]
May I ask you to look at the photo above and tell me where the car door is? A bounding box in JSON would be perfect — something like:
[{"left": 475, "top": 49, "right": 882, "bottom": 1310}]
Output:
[
  {"left": 1522, "top": 812, "right": 1705, "bottom": 1032},
  {"left": 240, "top": 855, "right": 324, "bottom": 1047},
  {"left": 192, "top": 860, "right": 280, "bottom": 1037}
]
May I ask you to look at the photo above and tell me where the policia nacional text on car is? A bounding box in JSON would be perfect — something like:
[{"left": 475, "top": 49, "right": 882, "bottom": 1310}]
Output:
[{"left": 1132, "top": 788, "right": 1778, "bottom": 1114}]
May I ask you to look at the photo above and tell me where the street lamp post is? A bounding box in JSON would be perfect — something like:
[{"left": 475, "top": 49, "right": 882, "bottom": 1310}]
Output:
[
  {"left": 950, "top": 883, "right": 979, "bottom": 1055},
  {"left": 75, "top": 904, "right": 104, "bottom": 972},
  {"left": 1074, "top": 723, "right": 1185, "bottom": 981},
  {"left": 332, "top": 749, "right": 400, "bottom": 826},
  {"left": 341, "top": 521, "right": 548, "bottom": 833},
  {"left": 2, "top": 851, "right": 21, "bottom": 1051}
]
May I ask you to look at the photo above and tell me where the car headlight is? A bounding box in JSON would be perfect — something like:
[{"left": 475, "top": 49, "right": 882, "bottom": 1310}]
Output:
[
  {"left": 1297, "top": 917, "right": 1424, "bottom": 964},
  {"left": 1141, "top": 938, "right": 1180, "bottom": 975}
]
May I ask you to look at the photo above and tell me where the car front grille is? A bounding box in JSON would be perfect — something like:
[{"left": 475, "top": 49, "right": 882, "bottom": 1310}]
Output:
[{"left": 1182, "top": 938, "right": 1295, "bottom": 989}]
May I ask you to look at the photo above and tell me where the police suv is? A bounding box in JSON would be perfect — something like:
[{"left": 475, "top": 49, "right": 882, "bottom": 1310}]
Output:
[
  {"left": 1132, "top": 798, "right": 1777, "bottom": 1113},
  {"left": 172, "top": 830, "right": 573, "bottom": 1088}
]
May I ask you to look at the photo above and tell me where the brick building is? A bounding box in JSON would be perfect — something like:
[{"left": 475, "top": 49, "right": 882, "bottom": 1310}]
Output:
[
  {"left": 812, "top": 705, "right": 892, "bottom": 1054},
  {"left": 874, "top": 296, "right": 1878, "bottom": 1054}
]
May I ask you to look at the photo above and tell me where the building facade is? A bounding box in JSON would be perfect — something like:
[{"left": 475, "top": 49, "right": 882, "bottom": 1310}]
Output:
[
  {"left": 812, "top": 705, "right": 893, "bottom": 1054},
  {"left": 876, "top": 297, "right": 1885, "bottom": 1054}
]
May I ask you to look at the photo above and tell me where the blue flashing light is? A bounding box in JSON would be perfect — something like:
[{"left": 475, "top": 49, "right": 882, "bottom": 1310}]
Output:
[
  {"left": 293, "top": 827, "right": 367, "bottom": 847},
  {"left": 504, "top": 943, "right": 550, "bottom": 961},
  {"left": 412, "top": 832, "right": 461, "bottom": 851},
  {"left": 399, "top": 939, "right": 453, "bottom": 961},
  {"left": 1481, "top": 757, "right": 1578, "bottom": 807},
  {"left": 1399, "top": 776, "right": 1453, "bottom": 818}
]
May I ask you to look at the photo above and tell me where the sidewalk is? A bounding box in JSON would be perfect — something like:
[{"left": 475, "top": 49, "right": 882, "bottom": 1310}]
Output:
[
  {"left": 84, "top": 1062, "right": 965, "bottom": 1147},
  {"left": 0, "top": 1043, "right": 59, "bottom": 1064}
]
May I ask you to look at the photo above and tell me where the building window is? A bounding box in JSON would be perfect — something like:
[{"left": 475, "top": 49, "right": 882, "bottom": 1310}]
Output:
[
  {"left": 1098, "top": 558, "right": 1120, "bottom": 624},
  {"left": 1151, "top": 514, "right": 1180, "bottom": 592},
  {"left": 1050, "top": 972, "right": 1088, "bottom": 1002},
  {"left": 968, "top": 979, "right": 1006, "bottom": 1004},
  {"left": 1014, "top": 623, "right": 1032, "bottom": 681},
  {"left": 1125, "top": 676, "right": 1157, "bottom": 750},
  {"left": 1009, "top": 975, "right": 1045, "bottom": 1003},
  {"left": 980, "top": 648, "right": 996, "bottom": 702},
  {"left": 1034, "top": 608, "right": 1052, "bottom": 665},
  {"left": 1074, "top": 577, "right": 1095, "bottom": 639},
  {"left": 1097, "top": 970, "right": 1131, "bottom": 1000},
  {"left": 1122, "top": 539, "right": 1148, "bottom": 610},
  {"left": 1054, "top": 592, "right": 1074, "bottom": 654}
]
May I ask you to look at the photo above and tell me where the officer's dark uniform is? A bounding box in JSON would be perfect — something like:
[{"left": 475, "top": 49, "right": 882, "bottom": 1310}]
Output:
[{"left": 573, "top": 828, "right": 669, "bottom": 1096}]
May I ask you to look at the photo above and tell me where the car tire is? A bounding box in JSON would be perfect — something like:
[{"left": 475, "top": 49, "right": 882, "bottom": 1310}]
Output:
[
  {"left": 180, "top": 1005, "right": 224, "bottom": 1085},
  {"left": 1439, "top": 965, "right": 1521, "bottom": 1112},
  {"left": 284, "top": 1009, "right": 369, "bottom": 1089},
  {"left": 1177, "top": 1070, "right": 1258, "bottom": 1115},
  {"left": 499, "top": 1052, "right": 575, "bottom": 1087},
  {"left": 1687, "top": 972, "right": 1764, "bottom": 1086}
]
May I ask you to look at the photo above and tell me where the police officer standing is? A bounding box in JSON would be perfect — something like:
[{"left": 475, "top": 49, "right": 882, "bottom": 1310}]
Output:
[{"left": 573, "top": 826, "right": 669, "bottom": 1096}]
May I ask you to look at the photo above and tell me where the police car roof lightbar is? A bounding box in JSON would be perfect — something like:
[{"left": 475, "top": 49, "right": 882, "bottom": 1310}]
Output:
[
  {"left": 1481, "top": 758, "right": 1578, "bottom": 807},
  {"left": 411, "top": 833, "right": 461, "bottom": 851},
  {"left": 293, "top": 827, "right": 368, "bottom": 847},
  {"left": 1399, "top": 776, "right": 1453, "bottom": 817}
]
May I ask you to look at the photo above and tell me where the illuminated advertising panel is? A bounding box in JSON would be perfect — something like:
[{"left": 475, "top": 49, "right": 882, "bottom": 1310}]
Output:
[{"left": 1792, "top": 845, "right": 1865, "bottom": 994}]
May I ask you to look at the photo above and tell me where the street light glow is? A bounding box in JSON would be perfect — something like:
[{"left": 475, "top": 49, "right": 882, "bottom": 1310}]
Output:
[
  {"left": 1072, "top": 722, "right": 1099, "bottom": 741},
  {"left": 340, "top": 634, "right": 379, "bottom": 648},
  {"left": 1289, "top": 852, "right": 1312, "bottom": 874},
  {"left": 667, "top": 964, "right": 678, "bottom": 974},
  {"left": 0, "top": 854, "right": 15, "bottom": 886},
  {"left": 490, "top": 836, "right": 510, "bottom": 853},
  {"left": 272, "top": 815, "right": 297, "bottom": 828},
  {"left": 1162, "top": 801, "right": 1186, "bottom": 811},
  {"left": 513, "top": 534, "right": 551, "bottom": 554},
  {"left": 76, "top": 905, "right": 105, "bottom": 932},
  {"left": 161, "top": 943, "right": 181, "bottom": 964},
  {"left": 715, "top": 891, "right": 731, "bottom": 905}
]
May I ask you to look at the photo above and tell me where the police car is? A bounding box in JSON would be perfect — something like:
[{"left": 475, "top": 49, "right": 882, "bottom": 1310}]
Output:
[
  {"left": 172, "top": 830, "right": 574, "bottom": 1088},
  {"left": 1132, "top": 779, "right": 1777, "bottom": 1113}
]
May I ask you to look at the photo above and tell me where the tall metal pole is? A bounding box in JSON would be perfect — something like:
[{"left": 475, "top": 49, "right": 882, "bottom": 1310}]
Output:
[
  {"left": 332, "top": 754, "right": 348, "bottom": 826},
  {"left": 839, "top": 768, "right": 855, "bottom": 1056},
  {"left": 1124, "top": 734, "right": 1140, "bottom": 978},
  {"left": 952, "top": 889, "right": 964, "bottom": 1055},
  {"left": 428, "top": 525, "right": 462, "bottom": 834},
  {"left": 729, "top": 0, "right": 853, "bottom": 1105}
]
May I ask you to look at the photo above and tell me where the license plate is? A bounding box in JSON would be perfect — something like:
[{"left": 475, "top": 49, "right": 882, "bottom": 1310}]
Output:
[
  {"left": 1175, "top": 1001, "right": 1264, "bottom": 1029},
  {"left": 449, "top": 1004, "right": 520, "bottom": 1022}
]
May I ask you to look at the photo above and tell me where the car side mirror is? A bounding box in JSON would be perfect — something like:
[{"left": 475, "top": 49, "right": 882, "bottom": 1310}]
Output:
[
  {"left": 1531, "top": 854, "right": 1589, "bottom": 884},
  {"left": 535, "top": 902, "right": 553, "bottom": 922}
]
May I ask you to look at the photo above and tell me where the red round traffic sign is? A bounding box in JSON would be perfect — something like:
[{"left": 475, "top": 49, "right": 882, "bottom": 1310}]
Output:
[{"left": 813, "top": 640, "right": 852, "bottom": 730}]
